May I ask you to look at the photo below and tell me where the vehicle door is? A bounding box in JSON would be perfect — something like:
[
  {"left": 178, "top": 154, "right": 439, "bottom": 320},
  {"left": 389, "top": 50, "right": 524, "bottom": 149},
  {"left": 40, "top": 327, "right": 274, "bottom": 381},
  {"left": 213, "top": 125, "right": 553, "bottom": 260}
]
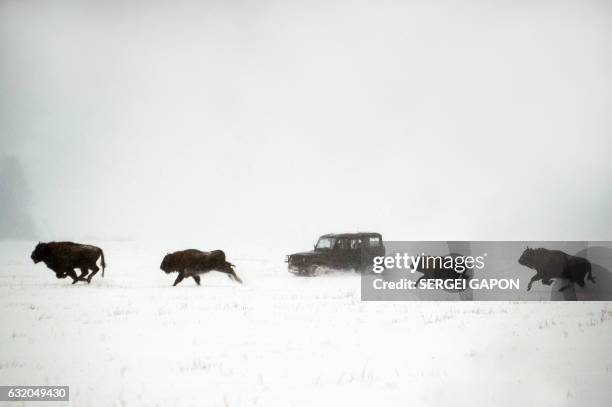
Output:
[
  {"left": 364, "top": 235, "right": 385, "bottom": 271},
  {"left": 349, "top": 237, "right": 364, "bottom": 270},
  {"left": 331, "top": 238, "right": 351, "bottom": 269}
]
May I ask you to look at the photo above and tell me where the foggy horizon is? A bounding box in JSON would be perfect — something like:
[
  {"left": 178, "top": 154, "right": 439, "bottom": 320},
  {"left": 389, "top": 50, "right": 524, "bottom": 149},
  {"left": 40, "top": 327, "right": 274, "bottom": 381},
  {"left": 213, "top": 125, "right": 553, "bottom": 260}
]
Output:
[{"left": 2, "top": 0, "right": 611, "bottom": 247}]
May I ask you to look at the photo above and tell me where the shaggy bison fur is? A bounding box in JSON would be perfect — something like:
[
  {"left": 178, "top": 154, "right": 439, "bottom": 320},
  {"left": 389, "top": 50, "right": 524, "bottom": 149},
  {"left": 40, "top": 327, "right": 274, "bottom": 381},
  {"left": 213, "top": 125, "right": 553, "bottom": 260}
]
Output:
[
  {"left": 518, "top": 247, "right": 596, "bottom": 291},
  {"left": 31, "top": 241, "right": 106, "bottom": 284},
  {"left": 160, "top": 249, "right": 242, "bottom": 286}
]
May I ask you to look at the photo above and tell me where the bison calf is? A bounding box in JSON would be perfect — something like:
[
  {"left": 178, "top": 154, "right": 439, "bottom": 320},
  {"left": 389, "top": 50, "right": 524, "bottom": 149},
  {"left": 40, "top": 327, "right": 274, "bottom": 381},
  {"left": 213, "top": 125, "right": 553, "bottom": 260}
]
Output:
[
  {"left": 160, "top": 249, "right": 242, "bottom": 286},
  {"left": 31, "top": 241, "right": 106, "bottom": 284},
  {"left": 518, "top": 247, "right": 596, "bottom": 291}
]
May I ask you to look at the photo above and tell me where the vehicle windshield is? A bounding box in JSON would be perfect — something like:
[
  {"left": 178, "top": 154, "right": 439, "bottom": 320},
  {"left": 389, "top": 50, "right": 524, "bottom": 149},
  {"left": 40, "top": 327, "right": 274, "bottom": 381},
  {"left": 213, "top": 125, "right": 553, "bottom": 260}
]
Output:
[{"left": 315, "top": 237, "right": 334, "bottom": 250}]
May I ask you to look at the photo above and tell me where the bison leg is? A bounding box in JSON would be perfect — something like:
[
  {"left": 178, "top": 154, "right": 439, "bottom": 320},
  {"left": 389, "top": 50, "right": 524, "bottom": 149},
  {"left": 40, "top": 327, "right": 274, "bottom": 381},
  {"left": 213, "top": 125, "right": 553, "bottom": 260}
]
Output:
[
  {"left": 215, "top": 263, "right": 242, "bottom": 283},
  {"left": 574, "top": 276, "right": 586, "bottom": 288},
  {"left": 230, "top": 273, "right": 243, "bottom": 284},
  {"left": 192, "top": 275, "right": 201, "bottom": 286},
  {"left": 67, "top": 269, "right": 80, "bottom": 284},
  {"left": 220, "top": 263, "right": 243, "bottom": 284},
  {"left": 87, "top": 268, "right": 99, "bottom": 283},
  {"left": 527, "top": 274, "right": 541, "bottom": 291},
  {"left": 173, "top": 271, "right": 185, "bottom": 286},
  {"left": 586, "top": 265, "right": 596, "bottom": 283},
  {"left": 541, "top": 278, "right": 553, "bottom": 286},
  {"left": 78, "top": 268, "right": 90, "bottom": 282}
]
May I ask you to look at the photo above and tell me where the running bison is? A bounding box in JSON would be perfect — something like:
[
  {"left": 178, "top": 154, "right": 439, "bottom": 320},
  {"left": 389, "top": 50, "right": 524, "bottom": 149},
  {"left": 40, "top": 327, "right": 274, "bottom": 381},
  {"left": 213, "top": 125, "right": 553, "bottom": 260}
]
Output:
[
  {"left": 160, "top": 249, "right": 242, "bottom": 286},
  {"left": 30, "top": 241, "right": 106, "bottom": 284},
  {"left": 518, "top": 247, "right": 596, "bottom": 291}
]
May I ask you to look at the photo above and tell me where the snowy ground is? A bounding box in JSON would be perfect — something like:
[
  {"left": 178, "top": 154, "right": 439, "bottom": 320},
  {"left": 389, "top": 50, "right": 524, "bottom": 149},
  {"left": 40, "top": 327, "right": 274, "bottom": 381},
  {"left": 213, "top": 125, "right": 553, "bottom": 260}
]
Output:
[{"left": 1, "top": 241, "right": 612, "bottom": 407}]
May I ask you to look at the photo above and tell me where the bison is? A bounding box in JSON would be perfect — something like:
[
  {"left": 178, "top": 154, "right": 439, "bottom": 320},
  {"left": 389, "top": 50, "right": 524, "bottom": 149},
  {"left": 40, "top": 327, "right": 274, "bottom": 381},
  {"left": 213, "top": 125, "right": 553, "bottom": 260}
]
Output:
[
  {"left": 30, "top": 241, "right": 106, "bottom": 284},
  {"left": 518, "top": 247, "right": 596, "bottom": 291},
  {"left": 160, "top": 249, "right": 242, "bottom": 286}
]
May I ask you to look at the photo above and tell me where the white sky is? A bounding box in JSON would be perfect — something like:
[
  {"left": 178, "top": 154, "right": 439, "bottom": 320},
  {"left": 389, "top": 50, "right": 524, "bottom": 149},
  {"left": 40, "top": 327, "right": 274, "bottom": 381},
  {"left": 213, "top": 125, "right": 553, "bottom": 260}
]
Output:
[{"left": 1, "top": 0, "right": 611, "bottom": 248}]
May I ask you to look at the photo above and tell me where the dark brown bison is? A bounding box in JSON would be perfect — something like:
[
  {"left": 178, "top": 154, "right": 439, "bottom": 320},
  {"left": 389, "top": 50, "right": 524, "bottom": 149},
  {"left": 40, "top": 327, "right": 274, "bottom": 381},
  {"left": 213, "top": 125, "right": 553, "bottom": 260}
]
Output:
[
  {"left": 160, "top": 249, "right": 242, "bottom": 286},
  {"left": 31, "top": 241, "right": 106, "bottom": 284},
  {"left": 518, "top": 247, "right": 596, "bottom": 291}
]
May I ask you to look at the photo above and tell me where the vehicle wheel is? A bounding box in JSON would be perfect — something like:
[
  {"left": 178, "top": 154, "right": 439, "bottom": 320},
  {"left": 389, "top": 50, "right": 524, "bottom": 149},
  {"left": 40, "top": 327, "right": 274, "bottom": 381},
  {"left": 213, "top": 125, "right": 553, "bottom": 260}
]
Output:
[
  {"left": 356, "top": 263, "right": 372, "bottom": 274},
  {"left": 306, "top": 264, "right": 319, "bottom": 276},
  {"left": 294, "top": 266, "right": 314, "bottom": 277}
]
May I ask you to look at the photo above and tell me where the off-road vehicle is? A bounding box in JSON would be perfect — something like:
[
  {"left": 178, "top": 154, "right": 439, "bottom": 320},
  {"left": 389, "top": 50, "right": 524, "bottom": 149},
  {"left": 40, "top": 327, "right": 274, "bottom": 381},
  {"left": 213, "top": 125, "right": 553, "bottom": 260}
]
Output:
[{"left": 286, "top": 232, "right": 385, "bottom": 276}]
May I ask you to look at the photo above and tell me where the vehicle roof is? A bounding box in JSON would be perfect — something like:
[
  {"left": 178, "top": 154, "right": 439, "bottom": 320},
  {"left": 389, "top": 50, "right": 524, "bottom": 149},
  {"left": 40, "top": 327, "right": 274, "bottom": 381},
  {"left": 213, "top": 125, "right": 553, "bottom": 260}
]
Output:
[{"left": 319, "top": 232, "right": 382, "bottom": 239}]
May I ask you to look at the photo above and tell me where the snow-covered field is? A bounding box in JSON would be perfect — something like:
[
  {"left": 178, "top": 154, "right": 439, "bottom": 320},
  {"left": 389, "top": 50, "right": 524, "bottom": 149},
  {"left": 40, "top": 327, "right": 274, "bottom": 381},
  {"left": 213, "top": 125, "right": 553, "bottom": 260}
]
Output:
[{"left": 1, "top": 241, "right": 611, "bottom": 407}]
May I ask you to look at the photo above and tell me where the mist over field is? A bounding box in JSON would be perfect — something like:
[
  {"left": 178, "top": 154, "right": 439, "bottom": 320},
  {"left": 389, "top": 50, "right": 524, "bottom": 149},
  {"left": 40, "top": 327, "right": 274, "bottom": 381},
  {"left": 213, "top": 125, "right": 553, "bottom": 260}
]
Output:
[{"left": 1, "top": 0, "right": 611, "bottom": 247}]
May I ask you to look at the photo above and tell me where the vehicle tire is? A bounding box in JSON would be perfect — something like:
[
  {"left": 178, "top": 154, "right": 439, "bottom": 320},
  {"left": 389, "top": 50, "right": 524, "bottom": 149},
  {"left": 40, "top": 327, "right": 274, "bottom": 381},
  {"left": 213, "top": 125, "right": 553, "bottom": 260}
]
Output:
[
  {"left": 294, "top": 265, "right": 314, "bottom": 277},
  {"left": 306, "top": 264, "right": 319, "bottom": 276},
  {"left": 357, "top": 263, "right": 373, "bottom": 274}
]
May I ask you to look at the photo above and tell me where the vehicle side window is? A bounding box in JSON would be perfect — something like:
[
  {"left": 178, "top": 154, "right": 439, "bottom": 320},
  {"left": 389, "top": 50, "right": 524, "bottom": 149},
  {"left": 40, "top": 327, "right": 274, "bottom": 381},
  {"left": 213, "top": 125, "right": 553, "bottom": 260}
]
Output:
[
  {"left": 316, "top": 238, "right": 333, "bottom": 250},
  {"left": 335, "top": 239, "right": 350, "bottom": 250},
  {"left": 368, "top": 236, "right": 381, "bottom": 247},
  {"left": 350, "top": 238, "right": 363, "bottom": 249}
]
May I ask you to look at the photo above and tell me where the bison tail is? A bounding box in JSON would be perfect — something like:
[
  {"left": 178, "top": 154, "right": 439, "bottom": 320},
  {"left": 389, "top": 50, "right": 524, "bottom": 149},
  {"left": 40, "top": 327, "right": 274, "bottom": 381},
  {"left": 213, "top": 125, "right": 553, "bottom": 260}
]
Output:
[{"left": 99, "top": 248, "right": 106, "bottom": 277}]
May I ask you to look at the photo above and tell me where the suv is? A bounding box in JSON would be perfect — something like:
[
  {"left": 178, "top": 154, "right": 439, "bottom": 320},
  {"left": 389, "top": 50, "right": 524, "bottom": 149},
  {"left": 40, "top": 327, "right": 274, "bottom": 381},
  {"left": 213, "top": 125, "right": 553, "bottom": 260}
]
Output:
[{"left": 286, "top": 233, "right": 385, "bottom": 276}]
